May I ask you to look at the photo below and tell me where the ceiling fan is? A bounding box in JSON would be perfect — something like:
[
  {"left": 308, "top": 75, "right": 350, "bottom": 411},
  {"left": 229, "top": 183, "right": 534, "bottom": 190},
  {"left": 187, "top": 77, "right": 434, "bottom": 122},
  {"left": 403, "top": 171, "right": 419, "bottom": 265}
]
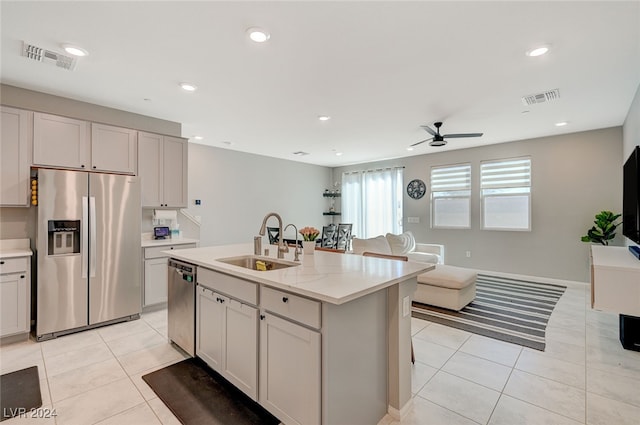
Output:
[{"left": 411, "top": 122, "right": 483, "bottom": 147}]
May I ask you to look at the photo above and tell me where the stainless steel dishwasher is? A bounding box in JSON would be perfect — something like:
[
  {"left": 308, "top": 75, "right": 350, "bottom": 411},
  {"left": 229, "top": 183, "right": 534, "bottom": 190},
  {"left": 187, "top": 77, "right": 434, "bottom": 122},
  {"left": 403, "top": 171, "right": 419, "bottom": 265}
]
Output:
[{"left": 167, "top": 259, "right": 196, "bottom": 356}]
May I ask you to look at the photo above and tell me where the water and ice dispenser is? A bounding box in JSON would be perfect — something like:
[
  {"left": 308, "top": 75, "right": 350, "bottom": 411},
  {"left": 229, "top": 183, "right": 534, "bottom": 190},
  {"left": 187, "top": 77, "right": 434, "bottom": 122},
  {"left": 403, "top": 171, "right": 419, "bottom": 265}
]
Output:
[{"left": 47, "top": 220, "right": 80, "bottom": 255}]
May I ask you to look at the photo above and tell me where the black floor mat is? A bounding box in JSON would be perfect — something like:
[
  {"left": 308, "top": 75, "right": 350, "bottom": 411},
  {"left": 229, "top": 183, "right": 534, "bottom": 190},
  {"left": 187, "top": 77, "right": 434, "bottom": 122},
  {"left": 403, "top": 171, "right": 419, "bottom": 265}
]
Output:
[
  {"left": 0, "top": 366, "right": 42, "bottom": 422},
  {"left": 142, "top": 357, "right": 279, "bottom": 425}
]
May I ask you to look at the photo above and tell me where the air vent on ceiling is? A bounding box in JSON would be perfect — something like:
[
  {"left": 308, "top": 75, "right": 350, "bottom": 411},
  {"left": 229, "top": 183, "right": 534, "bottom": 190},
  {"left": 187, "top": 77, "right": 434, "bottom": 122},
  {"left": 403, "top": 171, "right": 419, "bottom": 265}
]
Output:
[
  {"left": 22, "top": 42, "right": 77, "bottom": 70},
  {"left": 521, "top": 88, "right": 560, "bottom": 106}
]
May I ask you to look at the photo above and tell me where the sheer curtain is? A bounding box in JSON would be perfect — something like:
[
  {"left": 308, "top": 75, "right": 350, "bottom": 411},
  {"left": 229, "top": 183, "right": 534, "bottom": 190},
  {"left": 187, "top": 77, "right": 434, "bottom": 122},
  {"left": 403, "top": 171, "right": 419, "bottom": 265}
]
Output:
[{"left": 342, "top": 168, "right": 403, "bottom": 239}]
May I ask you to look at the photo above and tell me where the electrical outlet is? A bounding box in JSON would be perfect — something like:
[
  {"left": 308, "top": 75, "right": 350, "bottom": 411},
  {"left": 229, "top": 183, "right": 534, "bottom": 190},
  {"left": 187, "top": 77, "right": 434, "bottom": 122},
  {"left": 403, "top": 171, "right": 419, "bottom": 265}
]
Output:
[
  {"left": 407, "top": 217, "right": 420, "bottom": 223},
  {"left": 466, "top": 251, "right": 471, "bottom": 258}
]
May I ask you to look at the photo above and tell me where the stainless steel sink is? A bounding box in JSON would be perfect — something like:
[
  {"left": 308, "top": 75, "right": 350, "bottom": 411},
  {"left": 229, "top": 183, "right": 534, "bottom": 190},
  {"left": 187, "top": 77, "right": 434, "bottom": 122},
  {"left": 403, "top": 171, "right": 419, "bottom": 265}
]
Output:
[{"left": 216, "top": 255, "right": 299, "bottom": 271}]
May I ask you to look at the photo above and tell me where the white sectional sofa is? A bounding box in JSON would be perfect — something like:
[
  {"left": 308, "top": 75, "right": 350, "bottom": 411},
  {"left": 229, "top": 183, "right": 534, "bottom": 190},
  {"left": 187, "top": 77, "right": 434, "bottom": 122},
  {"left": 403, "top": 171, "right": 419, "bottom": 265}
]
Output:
[{"left": 351, "top": 232, "right": 444, "bottom": 264}]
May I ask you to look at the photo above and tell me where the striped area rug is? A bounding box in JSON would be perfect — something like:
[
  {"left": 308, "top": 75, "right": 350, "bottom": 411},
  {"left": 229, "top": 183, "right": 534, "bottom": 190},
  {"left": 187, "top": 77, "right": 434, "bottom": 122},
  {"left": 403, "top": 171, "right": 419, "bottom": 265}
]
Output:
[{"left": 412, "top": 274, "right": 566, "bottom": 351}]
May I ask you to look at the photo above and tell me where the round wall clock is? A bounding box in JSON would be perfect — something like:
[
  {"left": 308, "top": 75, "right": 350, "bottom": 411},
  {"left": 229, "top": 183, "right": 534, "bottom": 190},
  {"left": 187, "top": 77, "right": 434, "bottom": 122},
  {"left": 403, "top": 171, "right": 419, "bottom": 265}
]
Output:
[{"left": 407, "top": 179, "right": 426, "bottom": 199}]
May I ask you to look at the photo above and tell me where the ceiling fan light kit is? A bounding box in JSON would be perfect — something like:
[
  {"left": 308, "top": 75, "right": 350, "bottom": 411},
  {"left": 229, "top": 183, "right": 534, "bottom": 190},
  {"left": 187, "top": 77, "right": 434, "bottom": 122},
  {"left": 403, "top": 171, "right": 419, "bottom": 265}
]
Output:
[{"left": 411, "top": 121, "right": 483, "bottom": 148}]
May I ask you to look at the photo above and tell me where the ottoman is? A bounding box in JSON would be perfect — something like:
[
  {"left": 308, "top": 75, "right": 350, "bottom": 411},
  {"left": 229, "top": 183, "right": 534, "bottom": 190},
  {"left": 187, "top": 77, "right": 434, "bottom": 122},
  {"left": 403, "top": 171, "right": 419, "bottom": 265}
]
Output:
[{"left": 415, "top": 265, "right": 477, "bottom": 311}]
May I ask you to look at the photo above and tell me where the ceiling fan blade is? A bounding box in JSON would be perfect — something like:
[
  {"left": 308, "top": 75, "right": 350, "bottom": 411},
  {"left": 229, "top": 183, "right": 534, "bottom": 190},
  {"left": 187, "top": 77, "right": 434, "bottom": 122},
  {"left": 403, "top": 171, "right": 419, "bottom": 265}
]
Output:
[
  {"left": 410, "top": 137, "right": 434, "bottom": 147},
  {"left": 420, "top": 125, "right": 437, "bottom": 136},
  {"left": 442, "top": 132, "right": 484, "bottom": 138}
]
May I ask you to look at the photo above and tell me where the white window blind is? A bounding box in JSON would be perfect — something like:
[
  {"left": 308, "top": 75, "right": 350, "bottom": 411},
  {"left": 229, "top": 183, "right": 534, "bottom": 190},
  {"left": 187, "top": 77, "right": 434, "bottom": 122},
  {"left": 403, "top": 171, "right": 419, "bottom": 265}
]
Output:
[
  {"left": 431, "top": 164, "right": 471, "bottom": 229},
  {"left": 481, "top": 157, "right": 531, "bottom": 231},
  {"left": 342, "top": 168, "right": 403, "bottom": 239}
]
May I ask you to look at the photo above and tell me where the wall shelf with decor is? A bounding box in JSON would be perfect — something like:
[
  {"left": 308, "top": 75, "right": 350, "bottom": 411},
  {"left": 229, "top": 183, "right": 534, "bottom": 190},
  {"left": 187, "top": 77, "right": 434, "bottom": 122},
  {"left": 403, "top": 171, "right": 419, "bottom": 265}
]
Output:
[{"left": 323, "top": 190, "right": 341, "bottom": 223}]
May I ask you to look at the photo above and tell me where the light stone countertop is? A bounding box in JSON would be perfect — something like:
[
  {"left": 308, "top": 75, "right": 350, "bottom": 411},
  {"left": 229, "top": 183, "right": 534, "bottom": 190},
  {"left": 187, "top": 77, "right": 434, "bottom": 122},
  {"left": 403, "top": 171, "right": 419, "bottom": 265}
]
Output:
[
  {"left": 0, "top": 239, "right": 33, "bottom": 258},
  {"left": 164, "top": 242, "right": 434, "bottom": 305},
  {"left": 141, "top": 234, "right": 199, "bottom": 248}
]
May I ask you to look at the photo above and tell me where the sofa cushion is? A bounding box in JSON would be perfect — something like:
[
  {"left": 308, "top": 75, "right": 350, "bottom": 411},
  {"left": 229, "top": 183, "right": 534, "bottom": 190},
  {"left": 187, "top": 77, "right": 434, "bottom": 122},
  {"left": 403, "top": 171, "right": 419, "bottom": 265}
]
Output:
[
  {"left": 351, "top": 235, "right": 392, "bottom": 255},
  {"left": 385, "top": 232, "right": 416, "bottom": 255}
]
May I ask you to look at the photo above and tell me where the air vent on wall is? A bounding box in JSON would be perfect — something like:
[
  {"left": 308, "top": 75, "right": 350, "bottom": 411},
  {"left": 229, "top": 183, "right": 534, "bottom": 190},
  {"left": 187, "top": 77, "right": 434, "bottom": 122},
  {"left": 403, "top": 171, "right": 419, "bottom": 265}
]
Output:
[
  {"left": 521, "top": 88, "right": 560, "bottom": 106},
  {"left": 22, "top": 42, "right": 77, "bottom": 70}
]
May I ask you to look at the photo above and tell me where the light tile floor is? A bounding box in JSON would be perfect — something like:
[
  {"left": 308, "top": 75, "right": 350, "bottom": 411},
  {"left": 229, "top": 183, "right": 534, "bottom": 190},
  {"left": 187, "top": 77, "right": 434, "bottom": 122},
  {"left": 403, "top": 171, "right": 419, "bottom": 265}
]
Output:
[{"left": 0, "top": 278, "right": 639, "bottom": 425}]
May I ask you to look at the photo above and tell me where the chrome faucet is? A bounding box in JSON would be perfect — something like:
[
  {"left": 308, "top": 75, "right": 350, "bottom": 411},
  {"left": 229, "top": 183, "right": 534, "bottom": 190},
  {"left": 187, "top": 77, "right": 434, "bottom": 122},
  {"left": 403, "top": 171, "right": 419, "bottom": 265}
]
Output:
[
  {"left": 258, "top": 212, "right": 288, "bottom": 259},
  {"left": 284, "top": 223, "right": 301, "bottom": 261}
]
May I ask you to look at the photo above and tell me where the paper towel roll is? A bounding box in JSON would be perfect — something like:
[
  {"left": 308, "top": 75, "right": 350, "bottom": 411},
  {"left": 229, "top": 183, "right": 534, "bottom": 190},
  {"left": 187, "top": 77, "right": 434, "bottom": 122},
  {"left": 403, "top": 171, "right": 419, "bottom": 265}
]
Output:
[{"left": 154, "top": 209, "right": 177, "bottom": 221}]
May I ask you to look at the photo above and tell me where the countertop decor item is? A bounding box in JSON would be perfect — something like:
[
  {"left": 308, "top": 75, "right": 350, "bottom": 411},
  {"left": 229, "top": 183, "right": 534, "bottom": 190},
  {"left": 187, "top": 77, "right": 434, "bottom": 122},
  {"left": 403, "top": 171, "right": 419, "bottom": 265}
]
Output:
[
  {"left": 299, "top": 226, "right": 320, "bottom": 241},
  {"left": 580, "top": 210, "right": 621, "bottom": 245}
]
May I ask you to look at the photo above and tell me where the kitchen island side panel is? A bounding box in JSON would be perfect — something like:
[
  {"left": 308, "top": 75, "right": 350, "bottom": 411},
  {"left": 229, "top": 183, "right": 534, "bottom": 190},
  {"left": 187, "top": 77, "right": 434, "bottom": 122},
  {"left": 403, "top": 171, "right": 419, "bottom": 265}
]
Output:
[{"left": 322, "top": 288, "right": 388, "bottom": 425}]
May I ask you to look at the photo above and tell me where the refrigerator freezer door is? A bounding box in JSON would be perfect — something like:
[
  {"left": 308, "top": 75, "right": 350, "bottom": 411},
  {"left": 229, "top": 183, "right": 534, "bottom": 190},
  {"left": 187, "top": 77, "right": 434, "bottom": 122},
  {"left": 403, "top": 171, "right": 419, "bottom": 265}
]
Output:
[
  {"left": 37, "top": 169, "right": 89, "bottom": 336},
  {"left": 88, "top": 173, "right": 141, "bottom": 325}
]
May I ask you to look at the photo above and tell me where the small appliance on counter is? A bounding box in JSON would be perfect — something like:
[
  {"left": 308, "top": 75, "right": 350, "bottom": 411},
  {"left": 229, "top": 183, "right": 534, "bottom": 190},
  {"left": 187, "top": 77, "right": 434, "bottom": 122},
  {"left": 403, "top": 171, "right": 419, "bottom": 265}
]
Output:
[{"left": 154, "top": 226, "right": 170, "bottom": 240}]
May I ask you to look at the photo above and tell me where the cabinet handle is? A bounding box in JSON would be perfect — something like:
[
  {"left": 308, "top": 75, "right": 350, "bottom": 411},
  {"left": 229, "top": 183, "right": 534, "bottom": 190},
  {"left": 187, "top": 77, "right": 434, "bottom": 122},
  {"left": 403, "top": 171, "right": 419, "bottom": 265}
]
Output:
[
  {"left": 20, "top": 275, "right": 25, "bottom": 279},
  {"left": 0, "top": 261, "right": 4, "bottom": 265},
  {"left": 260, "top": 314, "right": 265, "bottom": 320},
  {"left": 81, "top": 165, "right": 85, "bottom": 168},
  {"left": 92, "top": 165, "right": 97, "bottom": 169},
  {"left": 282, "top": 296, "right": 289, "bottom": 303}
]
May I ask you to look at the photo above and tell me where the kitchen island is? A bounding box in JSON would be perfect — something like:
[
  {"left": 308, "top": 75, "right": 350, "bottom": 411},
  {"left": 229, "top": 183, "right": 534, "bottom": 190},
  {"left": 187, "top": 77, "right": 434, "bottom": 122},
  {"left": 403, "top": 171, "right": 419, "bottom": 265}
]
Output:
[{"left": 166, "top": 243, "right": 434, "bottom": 425}]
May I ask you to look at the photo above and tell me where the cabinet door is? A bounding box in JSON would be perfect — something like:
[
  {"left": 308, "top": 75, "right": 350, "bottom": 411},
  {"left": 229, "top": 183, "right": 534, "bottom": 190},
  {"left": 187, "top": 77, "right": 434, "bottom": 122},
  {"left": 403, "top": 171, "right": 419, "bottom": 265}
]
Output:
[
  {"left": 144, "top": 257, "right": 169, "bottom": 306},
  {"left": 225, "top": 299, "right": 258, "bottom": 400},
  {"left": 1, "top": 107, "right": 31, "bottom": 206},
  {"left": 162, "top": 136, "right": 188, "bottom": 208},
  {"left": 138, "top": 131, "right": 164, "bottom": 207},
  {"left": 91, "top": 123, "right": 137, "bottom": 174},
  {"left": 196, "top": 286, "right": 226, "bottom": 370},
  {"left": 0, "top": 272, "right": 28, "bottom": 337},
  {"left": 260, "top": 313, "right": 321, "bottom": 425},
  {"left": 33, "top": 112, "right": 89, "bottom": 169}
]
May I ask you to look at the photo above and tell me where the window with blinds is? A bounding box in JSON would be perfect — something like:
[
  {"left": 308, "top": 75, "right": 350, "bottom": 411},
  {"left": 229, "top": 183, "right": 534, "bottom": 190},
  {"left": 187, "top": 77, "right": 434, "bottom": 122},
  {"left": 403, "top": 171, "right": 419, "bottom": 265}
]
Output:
[
  {"left": 430, "top": 163, "right": 471, "bottom": 228},
  {"left": 481, "top": 157, "right": 531, "bottom": 231}
]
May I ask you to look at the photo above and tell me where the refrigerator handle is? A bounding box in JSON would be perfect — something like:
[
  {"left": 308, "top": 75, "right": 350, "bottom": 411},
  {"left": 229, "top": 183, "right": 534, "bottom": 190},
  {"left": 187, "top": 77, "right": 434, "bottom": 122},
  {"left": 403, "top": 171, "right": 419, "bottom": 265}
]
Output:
[
  {"left": 82, "top": 196, "right": 89, "bottom": 278},
  {"left": 90, "top": 196, "right": 97, "bottom": 277}
]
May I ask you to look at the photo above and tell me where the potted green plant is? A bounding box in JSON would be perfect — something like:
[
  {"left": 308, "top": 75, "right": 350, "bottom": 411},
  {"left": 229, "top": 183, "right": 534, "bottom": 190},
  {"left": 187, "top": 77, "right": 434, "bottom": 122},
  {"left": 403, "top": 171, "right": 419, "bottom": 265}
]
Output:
[{"left": 580, "top": 210, "right": 621, "bottom": 245}]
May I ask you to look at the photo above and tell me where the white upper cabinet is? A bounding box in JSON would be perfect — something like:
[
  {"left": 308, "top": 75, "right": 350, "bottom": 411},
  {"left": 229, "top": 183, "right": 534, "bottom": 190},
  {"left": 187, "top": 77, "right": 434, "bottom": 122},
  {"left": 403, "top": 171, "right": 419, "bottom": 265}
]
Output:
[
  {"left": 138, "top": 131, "right": 188, "bottom": 208},
  {"left": 33, "top": 112, "right": 137, "bottom": 175},
  {"left": 33, "top": 112, "right": 90, "bottom": 170},
  {"left": 91, "top": 123, "right": 137, "bottom": 174},
  {"left": 1, "top": 106, "right": 32, "bottom": 206}
]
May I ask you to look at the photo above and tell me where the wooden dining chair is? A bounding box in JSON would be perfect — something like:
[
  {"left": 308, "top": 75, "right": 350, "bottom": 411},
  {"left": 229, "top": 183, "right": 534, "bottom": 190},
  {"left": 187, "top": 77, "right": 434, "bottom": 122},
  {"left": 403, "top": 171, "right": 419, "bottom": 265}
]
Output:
[
  {"left": 362, "top": 251, "right": 415, "bottom": 364},
  {"left": 315, "top": 247, "right": 346, "bottom": 253},
  {"left": 362, "top": 252, "right": 408, "bottom": 261}
]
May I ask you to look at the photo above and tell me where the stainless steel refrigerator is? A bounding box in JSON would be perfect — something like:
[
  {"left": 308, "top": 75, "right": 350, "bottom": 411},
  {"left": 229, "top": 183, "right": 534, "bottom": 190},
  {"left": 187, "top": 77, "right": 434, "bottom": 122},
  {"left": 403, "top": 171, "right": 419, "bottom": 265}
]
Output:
[{"left": 36, "top": 169, "right": 141, "bottom": 341}]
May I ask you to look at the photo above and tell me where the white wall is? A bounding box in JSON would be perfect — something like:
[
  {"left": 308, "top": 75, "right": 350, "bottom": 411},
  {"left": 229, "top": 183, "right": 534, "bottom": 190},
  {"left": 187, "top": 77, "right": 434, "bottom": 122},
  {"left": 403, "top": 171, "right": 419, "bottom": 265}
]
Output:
[
  {"left": 186, "top": 143, "right": 333, "bottom": 247},
  {"left": 622, "top": 84, "right": 640, "bottom": 248},
  {"left": 333, "top": 127, "right": 623, "bottom": 282}
]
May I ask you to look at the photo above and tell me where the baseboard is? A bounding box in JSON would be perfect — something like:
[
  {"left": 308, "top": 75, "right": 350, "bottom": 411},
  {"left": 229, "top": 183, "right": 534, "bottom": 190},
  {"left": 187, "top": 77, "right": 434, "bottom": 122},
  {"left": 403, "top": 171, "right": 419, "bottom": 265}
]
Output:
[{"left": 387, "top": 398, "right": 413, "bottom": 421}]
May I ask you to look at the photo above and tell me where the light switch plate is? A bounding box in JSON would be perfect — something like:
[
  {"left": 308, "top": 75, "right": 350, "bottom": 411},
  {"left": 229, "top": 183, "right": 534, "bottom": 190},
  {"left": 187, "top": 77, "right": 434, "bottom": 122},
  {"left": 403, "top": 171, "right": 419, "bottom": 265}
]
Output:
[{"left": 407, "top": 217, "right": 420, "bottom": 223}]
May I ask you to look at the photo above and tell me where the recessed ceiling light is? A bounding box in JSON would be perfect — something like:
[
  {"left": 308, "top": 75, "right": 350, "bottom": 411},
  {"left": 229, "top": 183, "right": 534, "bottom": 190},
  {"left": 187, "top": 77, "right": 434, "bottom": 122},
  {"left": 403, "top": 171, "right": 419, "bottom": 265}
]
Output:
[
  {"left": 335, "top": 152, "right": 343, "bottom": 156},
  {"left": 62, "top": 44, "right": 88, "bottom": 57},
  {"left": 192, "top": 136, "right": 203, "bottom": 140},
  {"left": 247, "top": 27, "right": 270, "bottom": 43},
  {"left": 526, "top": 45, "right": 550, "bottom": 57},
  {"left": 406, "top": 147, "right": 414, "bottom": 151},
  {"left": 318, "top": 115, "right": 331, "bottom": 121},
  {"left": 555, "top": 121, "right": 569, "bottom": 127},
  {"left": 180, "top": 82, "right": 197, "bottom": 92}
]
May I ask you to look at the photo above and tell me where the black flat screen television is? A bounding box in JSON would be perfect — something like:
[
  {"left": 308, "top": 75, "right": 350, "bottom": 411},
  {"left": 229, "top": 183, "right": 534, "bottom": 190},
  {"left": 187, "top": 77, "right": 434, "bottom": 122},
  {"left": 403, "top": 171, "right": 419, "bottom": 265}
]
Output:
[{"left": 623, "top": 146, "right": 640, "bottom": 244}]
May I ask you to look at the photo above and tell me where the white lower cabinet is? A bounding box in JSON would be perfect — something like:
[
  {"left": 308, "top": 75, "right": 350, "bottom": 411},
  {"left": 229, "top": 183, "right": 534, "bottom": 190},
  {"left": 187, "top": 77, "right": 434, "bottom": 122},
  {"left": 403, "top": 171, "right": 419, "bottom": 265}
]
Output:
[
  {"left": 0, "top": 257, "right": 31, "bottom": 338},
  {"left": 259, "top": 312, "right": 321, "bottom": 425},
  {"left": 196, "top": 284, "right": 258, "bottom": 400}
]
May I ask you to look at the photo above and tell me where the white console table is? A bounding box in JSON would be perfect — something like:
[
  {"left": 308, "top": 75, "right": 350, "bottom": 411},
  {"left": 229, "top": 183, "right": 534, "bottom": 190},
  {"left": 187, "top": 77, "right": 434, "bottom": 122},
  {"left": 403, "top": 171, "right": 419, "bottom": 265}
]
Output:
[
  {"left": 590, "top": 246, "right": 640, "bottom": 315},
  {"left": 590, "top": 245, "right": 640, "bottom": 350}
]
